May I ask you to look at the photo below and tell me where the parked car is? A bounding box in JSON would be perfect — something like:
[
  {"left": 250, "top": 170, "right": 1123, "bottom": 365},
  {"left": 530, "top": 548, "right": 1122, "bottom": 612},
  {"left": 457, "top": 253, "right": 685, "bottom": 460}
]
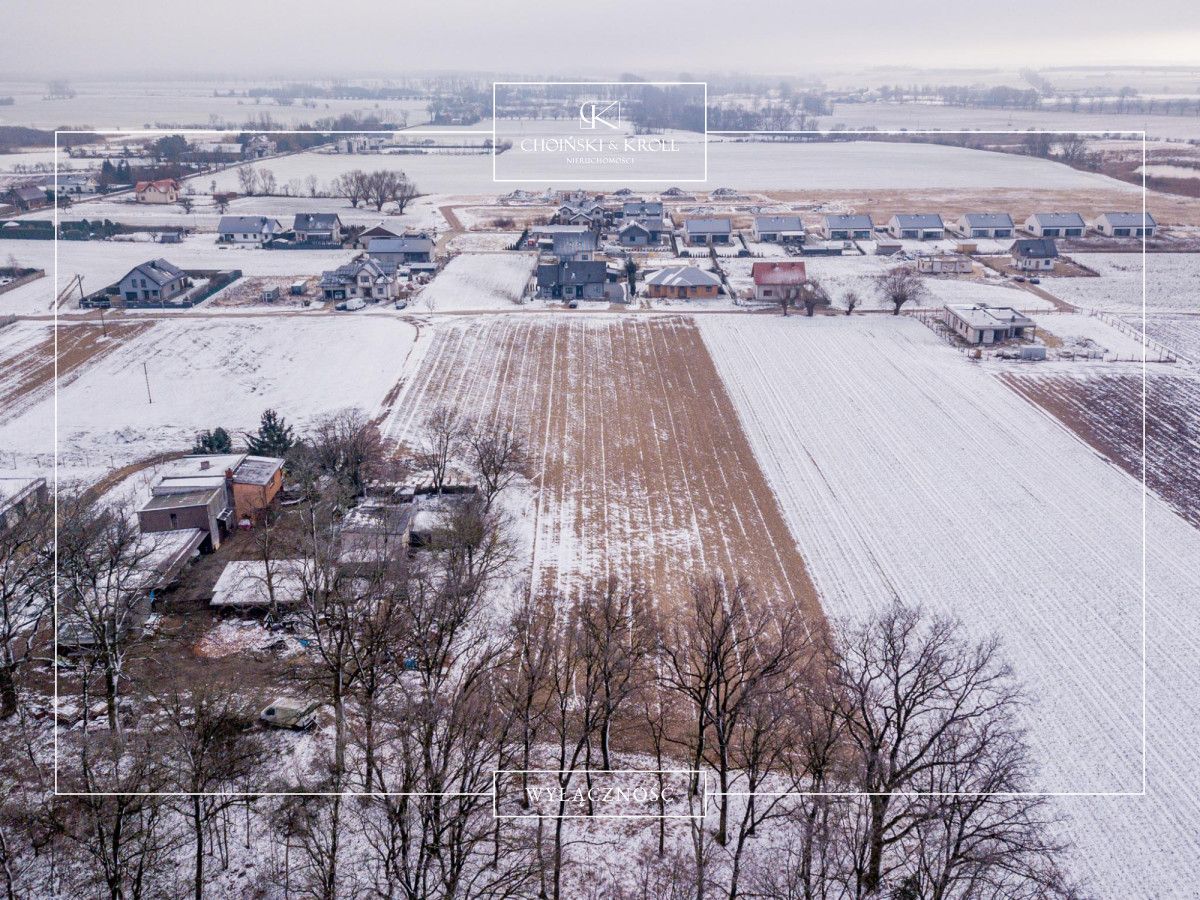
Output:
[
  {"left": 1029, "top": 277, "right": 1041, "bottom": 284},
  {"left": 259, "top": 698, "right": 320, "bottom": 730},
  {"left": 393, "top": 299, "right": 407, "bottom": 310},
  {"left": 335, "top": 298, "right": 366, "bottom": 311}
]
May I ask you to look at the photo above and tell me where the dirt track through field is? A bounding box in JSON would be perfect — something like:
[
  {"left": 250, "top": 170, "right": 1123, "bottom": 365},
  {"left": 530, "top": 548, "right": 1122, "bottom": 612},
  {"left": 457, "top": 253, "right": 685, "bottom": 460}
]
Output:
[{"left": 382, "top": 315, "right": 824, "bottom": 625}]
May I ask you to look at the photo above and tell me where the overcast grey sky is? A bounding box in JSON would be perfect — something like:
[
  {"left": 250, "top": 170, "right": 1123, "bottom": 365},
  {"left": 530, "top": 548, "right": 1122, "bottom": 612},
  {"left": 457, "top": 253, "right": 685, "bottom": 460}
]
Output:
[{"left": 3, "top": 0, "right": 1199, "bottom": 79}]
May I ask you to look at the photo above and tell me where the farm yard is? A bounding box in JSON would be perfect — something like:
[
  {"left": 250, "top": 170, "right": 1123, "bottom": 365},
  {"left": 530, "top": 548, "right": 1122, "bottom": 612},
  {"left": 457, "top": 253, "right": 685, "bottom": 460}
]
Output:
[
  {"left": 696, "top": 314, "right": 1200, "bottom": 895},
  {"left": 380, "top": 315, "right": 823, "bottom": 624}
]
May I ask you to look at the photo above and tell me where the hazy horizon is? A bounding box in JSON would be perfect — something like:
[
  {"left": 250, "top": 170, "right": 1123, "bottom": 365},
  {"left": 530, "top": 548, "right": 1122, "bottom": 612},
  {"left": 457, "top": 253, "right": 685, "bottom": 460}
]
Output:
[{"left": 3, "top": 0, "right": 1198, "bottom": 80}]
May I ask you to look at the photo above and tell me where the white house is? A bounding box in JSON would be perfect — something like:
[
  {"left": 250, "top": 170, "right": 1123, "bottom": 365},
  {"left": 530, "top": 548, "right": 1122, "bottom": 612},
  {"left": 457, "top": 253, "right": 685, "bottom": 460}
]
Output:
[
  {"left": 1093, "top": 212, "right": 1157, "bottom": 238},
  {"left": 217, "top": 215, "right": 283, "bottom": 246},
  {"left": 1025, "top": 212, "right": 1085, "bottom": 238},
  {"left": 684, "top": 218, "right": 732, "bottom": 246},
  {"left": 887, "top": 214, "right": 944, "bottom": 241},
  {"left": 822, "top": 214, "right": 874, "bottom": 241},
  {"left": 1010, "top": 238, "right": 1058, "bottom": 271},
  {"left": 320, "top": 258, "right": 397, "bottom": 302},
  {"left": 955, "top": 213, "right": 1014, "bottom": 239},
  {"left": 116, "top": 259, "right": 189, "bottom": 305},
  {"left": 134, "top": 178, "right": 179, "bottom": 204},
  {"left": 752, "top": 215, "right": 804, "bottom": 243},
  {"left": 943, "top": 304, "right": 1035, "bottom": 345}
]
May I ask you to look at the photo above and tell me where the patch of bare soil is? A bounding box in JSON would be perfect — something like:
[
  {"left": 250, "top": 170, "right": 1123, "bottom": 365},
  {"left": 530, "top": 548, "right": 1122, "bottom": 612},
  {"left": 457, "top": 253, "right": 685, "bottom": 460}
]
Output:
[
  {"left": 1004, "top": 370, "right": 1200, "bottom": 527},
  {"left": 384, "top": 315, "right": 825, "bottom": 628}
]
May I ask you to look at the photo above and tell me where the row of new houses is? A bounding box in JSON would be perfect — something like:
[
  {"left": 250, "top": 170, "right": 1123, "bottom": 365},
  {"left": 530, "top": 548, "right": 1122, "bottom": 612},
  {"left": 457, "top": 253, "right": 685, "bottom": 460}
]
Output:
[
  {"left": 551, "top": 194, "right": 1158, "bottom": 245},
  {"left": 746, "top": 211, "right": 1156, "bottom": 244}
]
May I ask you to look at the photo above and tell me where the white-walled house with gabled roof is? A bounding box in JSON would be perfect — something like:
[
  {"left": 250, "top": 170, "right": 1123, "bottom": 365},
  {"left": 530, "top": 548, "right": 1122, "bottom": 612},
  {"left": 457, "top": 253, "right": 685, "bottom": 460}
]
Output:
[
  {"left": 1094, "top": 212, "right": 1157, "bottom": 238},
  {"left": 955, "top": 212, "right": 1014, "bottom": 239},
  {"left": 822, "top": 214, "right": 874, "bottom": 241},
  {"left": 1025, "top": 212, "right": 1085, "bottom": 238},
  {"left": 217, "top": 215, "right": 283, "bottom": 246},
  {"left": 887, "top": 214, "right": 944, "bottom": 240}
]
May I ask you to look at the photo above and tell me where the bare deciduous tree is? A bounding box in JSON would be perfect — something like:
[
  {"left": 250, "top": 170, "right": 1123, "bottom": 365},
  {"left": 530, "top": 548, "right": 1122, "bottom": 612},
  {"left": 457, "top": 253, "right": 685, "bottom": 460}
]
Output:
[
  {"left": 465, "top": 419, "right": 527, "bottom": 511},
  {"left": 875, "top": 266, "right": 928, "bottom": 316},
  {"left": 661, "top": 574, "right": 809, "bottom": 846},
  {"left": 0, "top": 497, "right": 51, "bottom": 718},
  {"left": 413, "top": 405, "right": 465, "bottom": 494}
]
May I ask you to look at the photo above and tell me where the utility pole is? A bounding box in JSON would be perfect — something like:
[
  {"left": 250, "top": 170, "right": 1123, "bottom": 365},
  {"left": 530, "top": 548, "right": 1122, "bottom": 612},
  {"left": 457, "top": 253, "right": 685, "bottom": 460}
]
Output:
[{"left": 142, "top": 362, "right": 152, "bottom": 404}]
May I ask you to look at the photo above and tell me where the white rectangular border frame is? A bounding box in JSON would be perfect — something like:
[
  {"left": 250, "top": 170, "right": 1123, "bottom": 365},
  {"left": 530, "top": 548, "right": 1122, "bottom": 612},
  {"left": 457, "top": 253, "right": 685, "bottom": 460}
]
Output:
[{"left": 50, "top": 124, "right": 1147, "bottom": 799}]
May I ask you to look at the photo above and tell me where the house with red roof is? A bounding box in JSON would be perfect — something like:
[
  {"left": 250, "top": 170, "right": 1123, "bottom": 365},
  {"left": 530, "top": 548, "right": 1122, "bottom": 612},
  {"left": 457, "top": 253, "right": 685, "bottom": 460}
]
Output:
[
  {"left": 134, "top": 178, "right": 179, "bottom": 204},
  {"left": 751, "top": 260, "right": 807, "bottom": 301}
]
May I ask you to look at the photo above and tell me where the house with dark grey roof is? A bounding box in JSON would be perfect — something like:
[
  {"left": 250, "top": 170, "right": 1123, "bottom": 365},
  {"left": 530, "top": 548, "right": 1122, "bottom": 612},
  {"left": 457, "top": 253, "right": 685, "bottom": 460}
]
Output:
[
  {"left": 293, "top": 213, "right": 344, "bottom": 246},
  {"left": 217, "top": 215, "right": 282, "bottom": 245},
  {"left": 1094, "top": 212, "right": 1156, "bottom": 238},
  {"left": 527, "top": 225, "right": 598, "bottom": 259},
  {"left": 644, "top": 266, "right": 722, "bottom": 299},
  {"left": 367, "top": 235, "right": 435, "bottom": 272},
  {"left": 618, "top": 218, "right": 665, "bottom": 247},
  {"left": 321, "top": 258, "right": 397, "bottom": 301},
  {"left": 887, "top": 214, "right": 945, "bottom": 241},
  {"left": 752, "top": 215, "right": 804, "bottom": 243},
  {"left": 684, "top": 218, "right": 732, "bottom": 246},
  {"left": 5, "top": 185, "right": 47, "bottom": 210},
  {"left": 355, "top": 223, "right": 401, "bottom": 248},
  {"left": 556, "top": 197, "right": 606, "bottom": 228},
  {"left": 1010, "top": 238, "right": 1059, "bottom": 271},
  {"left": 822, "top": 214, "right": 874, "bottom": 241},
  {"left": 621, "top": 200, "right": 663, "bottom": 219},
  {"left": 955, "top": 213, "right": 1014, "bottom": 239},
  {"left": 116, "top": 259, "right": 189, "bottom": 306},
  {"left": 536, "top": 260, "right": 607, "bottom": 300},
  {"left": 1024, "top": 212, "right": 1085, "bottom": 238}
]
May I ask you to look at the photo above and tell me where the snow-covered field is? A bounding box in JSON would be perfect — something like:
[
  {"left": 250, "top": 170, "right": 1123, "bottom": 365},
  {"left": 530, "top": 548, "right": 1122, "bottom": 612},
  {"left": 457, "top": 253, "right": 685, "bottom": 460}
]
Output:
[
  {"left": 1040, "top": 252, "right": 1200, "bottom": 312},
  {"left": 48, "top": 140, "right": 1138, "bottom": 196},
  {"left": 0, "top": 236, "right": 361, "bottom": 315},
  {"left": 818, "top": 101, "right": 1200, "bottom": 141},
  {"left": 1037, "top": 311, "right": 1154, "bottom": 359},
  {"left": 414, "top": 252, "right": 535, "bottom": 311},
  {"left": 697, "top": 314, "right": 1200, "bottom": 896},
  {"left": 0, "top": 316, "right": 415, "bottom": 465},
  {"left": 704, "top": 140, "right": 1143, "bottom": 192}
]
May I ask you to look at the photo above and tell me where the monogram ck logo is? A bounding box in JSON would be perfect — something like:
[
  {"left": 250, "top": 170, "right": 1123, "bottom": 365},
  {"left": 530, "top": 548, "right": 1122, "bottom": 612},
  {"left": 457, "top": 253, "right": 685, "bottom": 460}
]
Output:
[{"left": 579, "top": 100, "right": 621, "bottom": 130}]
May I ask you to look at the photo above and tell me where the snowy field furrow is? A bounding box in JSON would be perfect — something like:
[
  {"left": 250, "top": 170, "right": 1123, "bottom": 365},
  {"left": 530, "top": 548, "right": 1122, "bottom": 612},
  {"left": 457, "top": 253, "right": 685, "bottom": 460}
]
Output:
[{"left": 698, "top": 314, "right": 1200, "bottom": 896}]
